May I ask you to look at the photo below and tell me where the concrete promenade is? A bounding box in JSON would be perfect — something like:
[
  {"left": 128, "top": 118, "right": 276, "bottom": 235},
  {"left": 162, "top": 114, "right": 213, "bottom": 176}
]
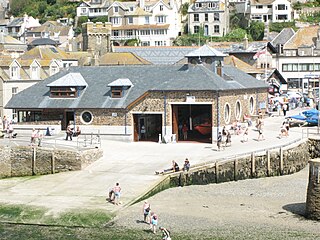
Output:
[{"left": 0, "top": 107, "right": 315, "bottom": 215}]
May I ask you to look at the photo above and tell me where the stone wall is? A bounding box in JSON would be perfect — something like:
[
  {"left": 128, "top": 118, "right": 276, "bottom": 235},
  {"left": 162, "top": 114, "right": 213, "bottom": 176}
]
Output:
[
  {"left": 0, "top": 146, "right": 103, "bottom": 179},
  {"left": 168, "top": 140, "right": 309, "bottom": 187},
  {"left": 306, "top": 159, "right": 320, "bottom": 220}
]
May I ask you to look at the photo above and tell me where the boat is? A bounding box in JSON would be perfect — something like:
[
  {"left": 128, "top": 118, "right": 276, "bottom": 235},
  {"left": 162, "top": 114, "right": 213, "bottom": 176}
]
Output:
[
  {"left": 287, "top": 109, "right": 319, "bottom": 126},
  {"left": 194, "top": 123, "right": 212, "bottom": 135}
]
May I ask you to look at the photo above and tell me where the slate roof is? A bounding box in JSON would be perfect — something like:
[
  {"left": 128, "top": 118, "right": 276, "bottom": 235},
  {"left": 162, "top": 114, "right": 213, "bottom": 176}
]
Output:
[
  {"left": 108, "top": 78, "right": 133, "bottom": 87},
  {"left": 270, "top": 28, "right": 295, "bottom": 47},
  {"left": 29, "top": 38, "right": 58, "bottom": 46},
  {"left": 99, "top": 52, "right": 151, "bottom": 65},
  {"left": 185, "top": 45, "right": 226, "bottom": 57},
  {"left": 6, "top": 64, "right": 268, "bottom": 110},
  {"left": 115, "top": 46, "right": 198, "bottom": 64},
  {"left": 7, "top": 17, "right": 23, "bottom": 27}
]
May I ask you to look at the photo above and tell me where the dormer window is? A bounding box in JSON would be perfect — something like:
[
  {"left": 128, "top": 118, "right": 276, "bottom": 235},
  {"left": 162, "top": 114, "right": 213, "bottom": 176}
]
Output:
[
  {"left": 10, "top": 66, "right": 19, "bottom": 79},
  {"left": 47, "top": 73, "right": 88, "bottom": 98},
  {"left": 114, "top": 6, "right": 119, "bottom": 12},
  {"left": 111, "top": 87, "right": 123, "bottom": 98},
  {"left": 10, "top": 61, "right": 21, "bottom": 79},
  {"left": 160, "top": 5, "right": 163, "bottom": 11},
  {"left": 31, "top": 66, "right": 39, "bottom": 79},
  {"left": 108, "top": 78, "right": 133, "bottom": 99}
]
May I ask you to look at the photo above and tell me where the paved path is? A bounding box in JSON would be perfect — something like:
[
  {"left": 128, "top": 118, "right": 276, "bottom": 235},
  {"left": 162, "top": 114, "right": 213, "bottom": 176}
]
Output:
[{"left": 0, "top": 107, "right": 315, "bottom": 215}]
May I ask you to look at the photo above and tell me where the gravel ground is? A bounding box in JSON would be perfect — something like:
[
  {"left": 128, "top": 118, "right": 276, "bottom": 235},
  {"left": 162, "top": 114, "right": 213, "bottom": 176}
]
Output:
[{"left": 112, "top": 166, "right": 320, "bottom": 239}]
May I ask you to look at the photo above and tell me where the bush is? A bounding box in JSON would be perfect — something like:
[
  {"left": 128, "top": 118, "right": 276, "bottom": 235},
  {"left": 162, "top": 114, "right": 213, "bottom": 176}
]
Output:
[
  {"left": 248, "top": 21, "right": 265, "bottom": 41},
  {"left": 269, "top": 22, "right": 297, "bottom": 33},
  {"left": 92, "top": 16, "right": 108, "bottom": 23}
]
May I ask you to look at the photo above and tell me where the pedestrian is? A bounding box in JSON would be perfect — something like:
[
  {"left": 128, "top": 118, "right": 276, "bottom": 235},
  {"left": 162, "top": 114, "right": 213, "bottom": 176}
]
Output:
[
  {"left": 242, "top": 127, "right": 249, "bottom": 142},
  {"left": 31, "top": 128, "right": 37, "bottom": 145},
  {"left": 225, "top": 130, "right": 231, "bottom": 147},
  {"left": 282, "top": 103, "right": 288, "bottom": 117},
  {"left": 279, "top": 123, "right": 288, "bottom": 138},
  {"left": 107, "top": 188, "right": 114, "bottom": 202},
  {"left": 276, "top": 102, "right": 281, "bottom": 116},
  {"left": 257, "top": 115, "right": 265, "bottom": 141},
  {"left": 113, "top": 182, "right": 121, "bottom": 205},
  {"left": 149, "top": 212, "right": 158, "bottom": 234},
  {"left": 65, "top": 124, "right": 73, "bottom": 141},
  {"left": 140, "top": 125, "right": 146, "bottom": 140},
  {"left": 155, "top": 160, "right": 179, "bottom": 174},
  {"left": 143, "top": 200, "right": 151, "bottom": 223},
  {"left": 217, "top": 131, "right": 222, "bottom": 151},
  {"left": 182, "top": 124, "right": 188, "bottom": 140},
  {"left": 37, "top": 129, "right": 43, "bottom": 147},
  {"left": 222, "top": 126, "right": 227, "bottom": 142},
  {"left": 7, "top": 121, "right": 13, "bottom": 138},
  {"left": 178, "top": 122, "right": 183, "bottom": 140},
  {"left": 159, "top": 226, "right": 171, "bottom": 240},
  {"left": 183, "top": 158, "right": 190, "bottom": 172}
]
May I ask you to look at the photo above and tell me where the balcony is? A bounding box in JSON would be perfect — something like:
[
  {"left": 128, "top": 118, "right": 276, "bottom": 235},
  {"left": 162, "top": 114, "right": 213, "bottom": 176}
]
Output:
[{"left": 110, "top": 35, "right": 136, "bottom": 41}]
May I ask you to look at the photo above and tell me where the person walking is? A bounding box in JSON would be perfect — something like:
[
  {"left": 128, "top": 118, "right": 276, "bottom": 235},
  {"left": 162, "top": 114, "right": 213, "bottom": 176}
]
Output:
[
  {"left": 113, "top": 182, "right": 121, "bottom": 205},
  {"left": 217, "top": 131, "right": 223, "bottom": 151},
  {"left": 257, "top": 115, "right": 265, "bottom": 141},
  {"left": 282, "top": 103, "right": 288, "bottom": 117},
  {"left": 149, "top": 212, "right": 158, "bottom": 234},
  {"left": 31, "top": 128, "right": 37, "bottom": 145},
  {"left": 182, "top": 124, "right": 188, "bottom": 140},
  {"left": 37, "top": 129, "right": 43, "bottom": 147},
  {"left": 225, "top": 130, "right": 232, "bottom": 147},
  {"left": 65, "top": 124, "right": 73, "bottom": 141},
  {"left": 143, "top": 200, "right": 151, "bottom": 223},
  {"left": 159, "top": 226, "right": 171, "bottom": 240},
  {"left": 242, "top": 127, "right": 249, "bottom": 142}
]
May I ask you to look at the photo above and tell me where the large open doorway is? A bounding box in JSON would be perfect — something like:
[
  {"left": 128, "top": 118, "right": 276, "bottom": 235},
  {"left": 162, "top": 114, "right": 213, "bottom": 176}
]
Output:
[
  {"left": 172, "top": 104, "right": 212, "bottom": 143},
  {"left": 133, "top": 114, "right": 162, "bottom": 142},
  {"left": 63, "top": 111, "right": 75, "bottom": 130}
]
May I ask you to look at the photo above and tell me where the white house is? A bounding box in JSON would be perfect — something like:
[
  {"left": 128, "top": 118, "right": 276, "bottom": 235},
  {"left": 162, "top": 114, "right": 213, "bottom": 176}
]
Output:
[{"left": 249, "top": 0, "right": 292, "bottom": 23}]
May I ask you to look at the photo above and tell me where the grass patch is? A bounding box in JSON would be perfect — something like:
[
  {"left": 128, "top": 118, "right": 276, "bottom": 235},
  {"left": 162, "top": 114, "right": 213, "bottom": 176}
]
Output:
[
  {"left": 0, "top": 204, "right": 113, "bottom": 227},
  {"left": 0, "top": 204, "right": 46, "bottom": 223},
  {"left": 45, "top": 209, "right": 114, "bottom": 227}
]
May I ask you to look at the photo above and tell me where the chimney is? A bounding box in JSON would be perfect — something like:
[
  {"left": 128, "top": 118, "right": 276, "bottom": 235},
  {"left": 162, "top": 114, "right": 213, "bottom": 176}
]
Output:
[
  {"left": 216, "top": 60, "right": 223, "bottom": 77},
  {"left": 243, "top": 34, "right": 248, "bottom": 50},
  {"left": 139, "top": 0, "right": 145, "bottom": 8}
]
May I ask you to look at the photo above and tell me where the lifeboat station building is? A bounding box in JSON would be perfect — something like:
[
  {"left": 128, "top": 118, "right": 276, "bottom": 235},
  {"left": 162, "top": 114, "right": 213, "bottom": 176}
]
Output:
[{"left": 6, "top": 45, "right": 268, "bottom": 143}]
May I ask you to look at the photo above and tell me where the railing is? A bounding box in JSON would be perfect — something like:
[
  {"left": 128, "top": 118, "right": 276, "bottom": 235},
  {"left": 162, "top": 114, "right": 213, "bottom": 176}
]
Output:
[{"left": 77, "top": 132, "right": 101, "bottom": 149}]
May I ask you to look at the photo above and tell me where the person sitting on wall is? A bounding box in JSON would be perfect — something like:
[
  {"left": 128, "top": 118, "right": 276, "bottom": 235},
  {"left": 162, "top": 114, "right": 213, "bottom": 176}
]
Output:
[
  {"left": 74, "top": 126, "right": 81, "bottom": 137},
  {"left": 155, "top": 160, "right": 180, "bottom": 175}
]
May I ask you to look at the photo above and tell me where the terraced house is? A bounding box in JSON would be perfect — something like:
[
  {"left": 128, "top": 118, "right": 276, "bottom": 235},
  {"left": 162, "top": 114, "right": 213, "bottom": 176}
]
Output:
[
  {"left": 188, "top": 0, "right": 230, "bottom": 37},
  {"left": 6, "top": 45, "right": 268, "bottom": 143},
  {"left": 77, "top": 0, "right": 183, "bottom": 46}
]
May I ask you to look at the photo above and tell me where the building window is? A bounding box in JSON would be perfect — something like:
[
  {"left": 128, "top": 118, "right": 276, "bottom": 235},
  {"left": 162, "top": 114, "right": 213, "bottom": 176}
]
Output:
[
  {"left": 50, "top": 87, "right": 78, "bottom": 98},
  {"left": 128, "top": 16, "right": 133, "bottom": 24},
  {"left": 276, "top": 14, "right": 288, "bottom": 20},
  {"left": 126, "top": 29, "right": 133, "bottom": 36},
  {"left": 214, "top": 25, "right": 220, "bottom": 33},
  {"left": 194, "top": 25, "right": 199, "bottom": 33},
  {"left": 194, "top": 14, "right": 199, "bottom": 22},
  {"left": 114, "top": 6, "right": 119, "bottom": 12},
  {"left": 156, "top": 16, "right": 166, "bottom": 23},
  {"left": 224, "top": 103, "right": 231, "bottom": 124},
  {"left": 145, "top": 16, "right": 150, "bottom": 24},
  {"left": 235, "top": 100, "right": 242, "bottom": 120},
  {"left": 160, "top": 5, "right": 163, "bottom": 11},
  {"left": 276, "top": 4, "right": 287, "bottom": 10},
  {"left": 12, "top": 87, "right": 18, "bottom": 95},
  {"left": 256, "top": 5, "right": 263, "bottom": 9},
  {"left": 81, "top": 111, "right": 93, "bottom": 124},
  {"left": 195, "top": 3, "right": 202, "bottom": 8},
  {"left": 81, "top": 8, "right": 86, "bottom": 14},
  {"left": 10, "top": 66, "right": 19, "bottom": 79},
  {"left": 205, "top": 13, "right": 208, "bottom": 21},
  {"left": 50, "top": 65, "right": 59, "bottom": 76},
  {"left": 214, "top": 13, "right": 219, "bottom": 21},
  {"left": 112, "top": 30, "right": 119, "bottom": 36},
  {"left": 141, "top": 41, "right": 150, "bottom": 46},
  {"left": 111, "top": 17, "right": 120, "bottom": 25},
  {"left": 249, "top": 97, "right": 254, "bottom": 114},
  {"left": 31, "top": 66, "right": 39, "bottom": 79},
  {"left": 111, "top": 87, "right": 122, "bottom": 98},
  {"left": 130, "top": 6, "right": 134, "bottom": 11},
  {"left": 208, "top": 2, "right": 216, "bottom": 8},
  {"left": 267, "top": 5, "right": 272, "bottom": 8}
]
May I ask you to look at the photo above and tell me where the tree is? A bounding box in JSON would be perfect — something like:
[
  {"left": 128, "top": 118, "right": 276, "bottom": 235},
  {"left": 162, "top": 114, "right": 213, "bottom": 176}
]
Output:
[
  {"left": 248, "top": 21, "right": 265, "bottom": 41},
  {"left": 181, "top": 3, "right": 189, "bottom": 16},
  {"left": 10, "top": 0, "right": 31, "bottom": 16},
  {"left": 225, "top": 28, "right": 249, "bottom": 42}
]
